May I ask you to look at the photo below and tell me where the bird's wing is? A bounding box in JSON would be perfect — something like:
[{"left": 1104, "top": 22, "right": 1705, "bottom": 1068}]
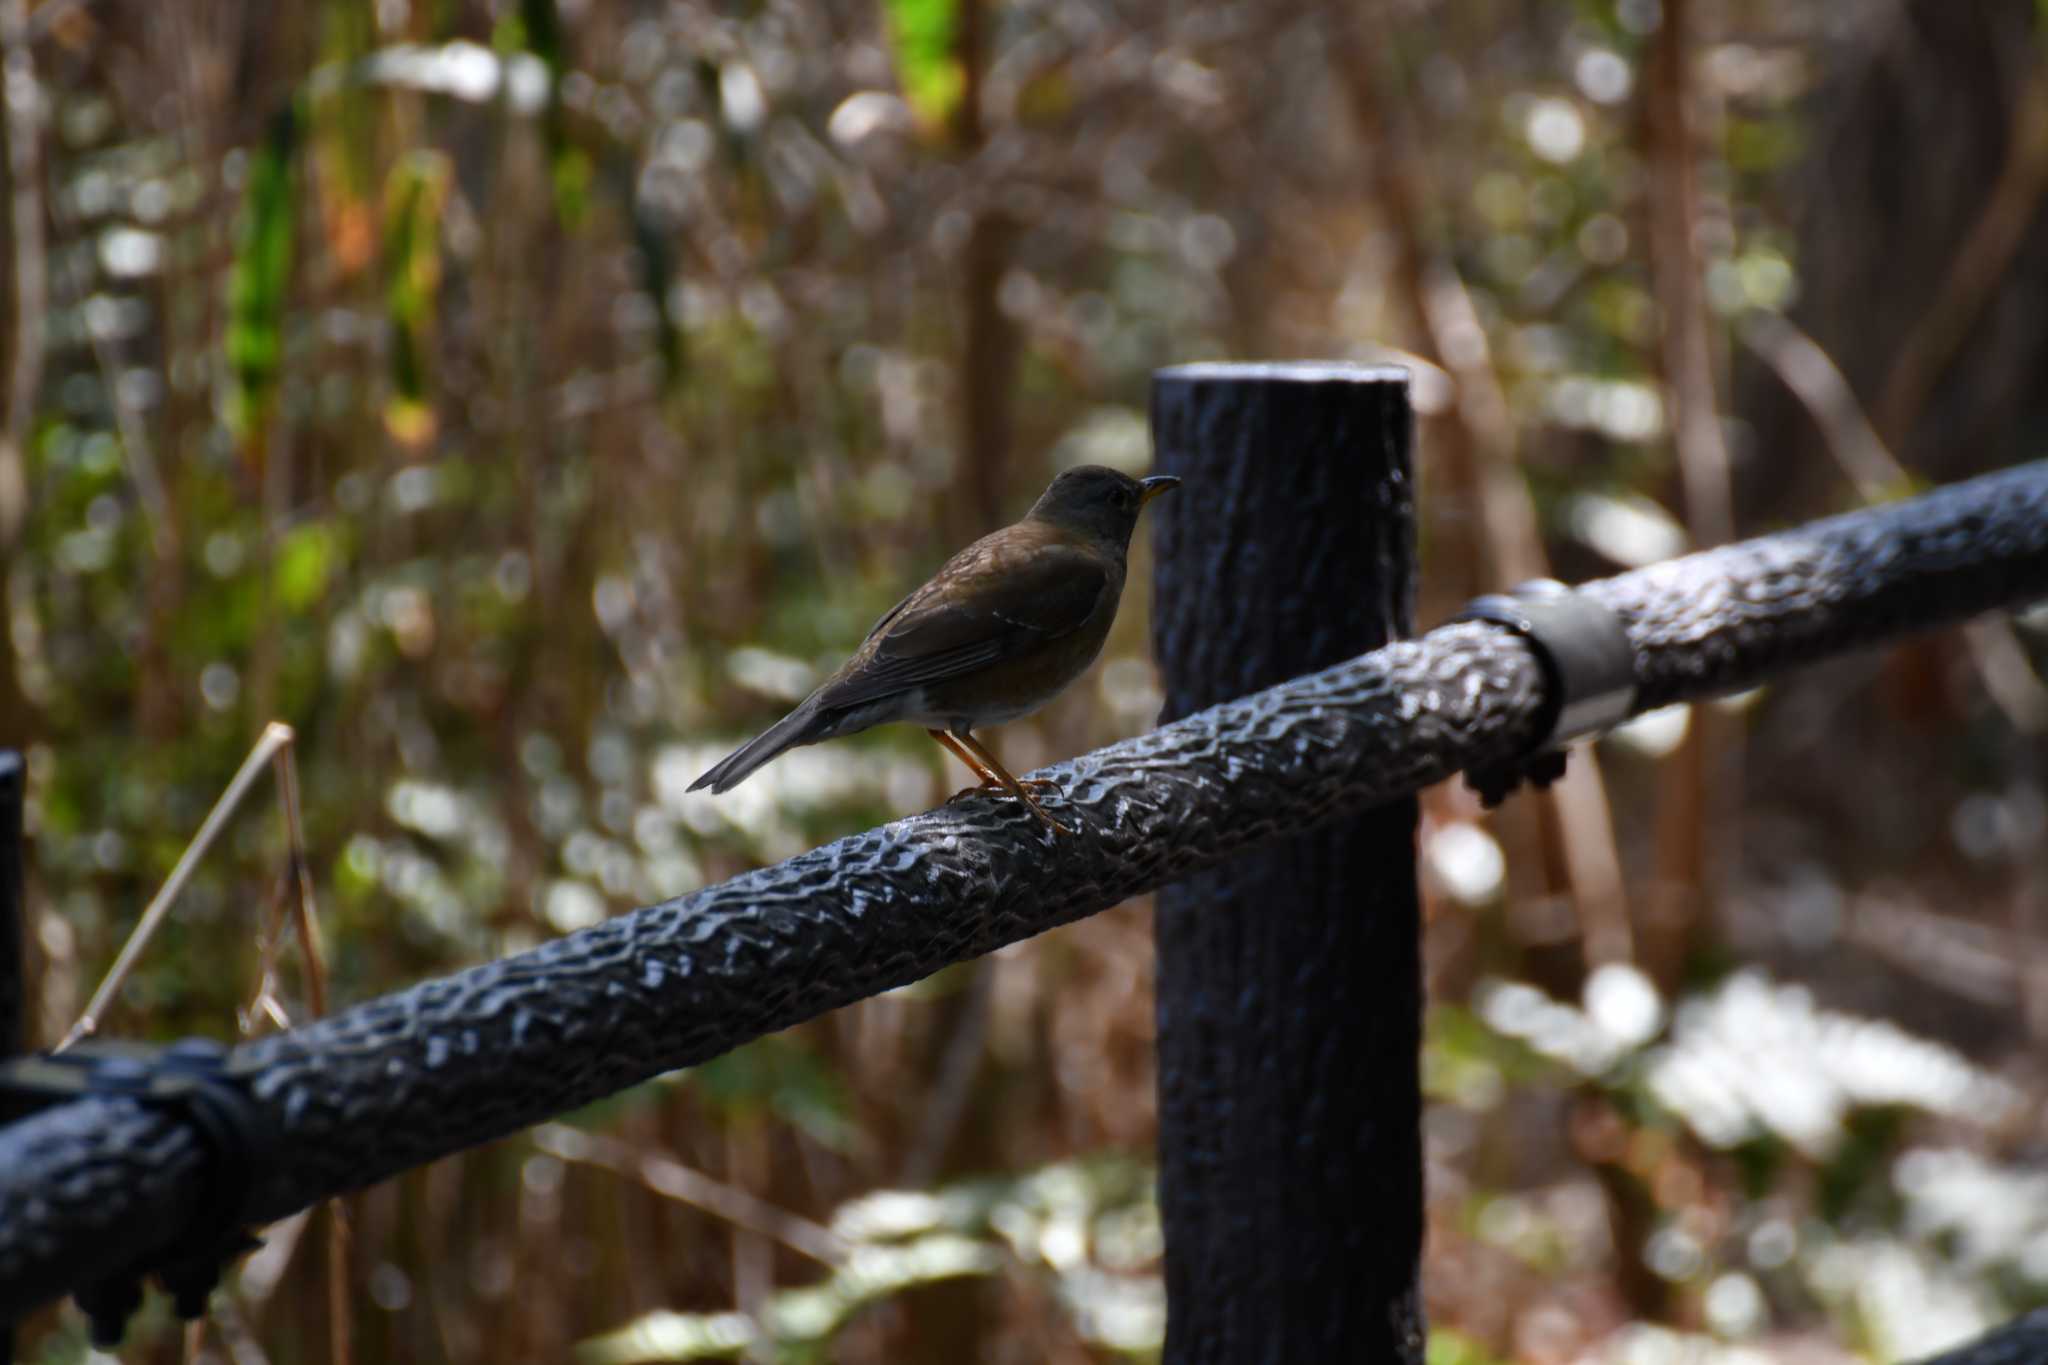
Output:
[{"left": 818, "top": 540, "right": 1110, "bottom": 708}]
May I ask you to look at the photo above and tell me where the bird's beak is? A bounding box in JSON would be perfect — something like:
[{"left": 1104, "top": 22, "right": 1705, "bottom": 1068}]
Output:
[{"left": 1139, "top": 474, "right": 1181, "bottom": 506}]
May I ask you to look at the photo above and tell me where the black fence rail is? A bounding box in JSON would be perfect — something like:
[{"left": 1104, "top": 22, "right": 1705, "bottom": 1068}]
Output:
[{"left": 2, "top": 365, "right": 2046, "bottom": 1356}]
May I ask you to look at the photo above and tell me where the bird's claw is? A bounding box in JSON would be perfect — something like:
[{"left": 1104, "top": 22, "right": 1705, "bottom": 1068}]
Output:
[
  {"left": 948, "top": 777, "right": 1058, "bottom": 800},
  {"left": 944, "top": 781, "right": 1074, "bottom": 836}
]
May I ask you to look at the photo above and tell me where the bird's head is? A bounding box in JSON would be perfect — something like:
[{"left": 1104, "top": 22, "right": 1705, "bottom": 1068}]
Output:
[{"left": 1027, "top": 465, "right": 1180, "bottom": 547}]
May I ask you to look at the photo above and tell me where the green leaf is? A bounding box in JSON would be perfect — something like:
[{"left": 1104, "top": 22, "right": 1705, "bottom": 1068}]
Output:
[
  {"left": 1428, "top": 1328, "right": 1515, "bottom": 1365},
  {"left": 500, "top": 0, "right": 587, "bottom": 226},
  {"left": 276, "top": 520, "right": 344, "bottom": 611},
  {"left": 318, "top": 0, "right": 378, "bottom": 204},
  {"left": 225, "top": 105, "right": 300, "bottom": 440},
  {"left": 884, "top": 0, "right": 965, "bottom": 129},
  {"left": 382, "top": 151, "right": 451, "bottom": 446}
]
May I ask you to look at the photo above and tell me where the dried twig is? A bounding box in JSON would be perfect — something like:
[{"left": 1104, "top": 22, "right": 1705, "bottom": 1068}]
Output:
[
  {"left": 81, "top": 294, "right": 176, "bottom": 560},
  {"left": 1738, "top": 310, "right": 1907, "bottom": 501},
  {"left": 59, "top": 721, "right": 298, "bottom": 1050},
  {"left": 240, "top": 727, "right": 346, "bottom": 1365},
  {"left": 51, "top": 716, "right": 345, "bottom": 1354},
  {"left": 244, "top": 732, "right": 329, "bottom": 1027},
  {"left": 532, "top": 1124, "right": 849, "bottom": 1266}
]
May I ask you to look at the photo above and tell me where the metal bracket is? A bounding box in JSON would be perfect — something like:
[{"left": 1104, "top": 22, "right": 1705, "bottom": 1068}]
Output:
[{"left": 1454, "top": 579, "right": 1638, "bottom": 805}]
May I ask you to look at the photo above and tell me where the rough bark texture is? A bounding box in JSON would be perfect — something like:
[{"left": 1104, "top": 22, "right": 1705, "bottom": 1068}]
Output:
[
  {"left": 1148, "top": 363, "right": 1424, "bottom": 1363},
  {"left": 3, "top": 458, "right": 2047, "bottom": 1321}
]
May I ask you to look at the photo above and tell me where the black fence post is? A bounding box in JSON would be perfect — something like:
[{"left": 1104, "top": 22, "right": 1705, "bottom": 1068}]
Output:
[
  {"left": 0, "top": 749, "right": 21, "bottom": 1062},
  {"left": 1150, "top": 363, "right": 1423, "bottom": 1362},
  {"left": 1, "top": 748, "right": 19, "bottom": 1365}
]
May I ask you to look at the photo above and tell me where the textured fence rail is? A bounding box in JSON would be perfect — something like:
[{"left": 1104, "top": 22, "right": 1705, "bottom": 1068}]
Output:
[{"left": 2, "top": 454, "right": 2047, "bottom": 1327}]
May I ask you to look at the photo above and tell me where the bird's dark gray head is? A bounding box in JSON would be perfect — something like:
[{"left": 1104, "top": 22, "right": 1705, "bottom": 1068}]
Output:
[{"left": 1027, "top": 465, "right": 1180, "bottom": 546}]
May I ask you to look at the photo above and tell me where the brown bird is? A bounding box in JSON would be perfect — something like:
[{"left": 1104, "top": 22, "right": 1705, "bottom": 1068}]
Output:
[{"left": 689, "top": 465, "right": 1180, "bottom": 834}]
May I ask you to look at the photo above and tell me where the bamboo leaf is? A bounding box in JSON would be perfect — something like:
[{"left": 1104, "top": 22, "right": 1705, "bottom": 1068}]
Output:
[
  {"left": 883, "top": 0, "right": 965, "bottom": 130},
  {"left": 224, "top": 105, "right": 299, "bottom": 442},
  {"left": 381, "top": 150, "right": 452, "bottom": 448}
]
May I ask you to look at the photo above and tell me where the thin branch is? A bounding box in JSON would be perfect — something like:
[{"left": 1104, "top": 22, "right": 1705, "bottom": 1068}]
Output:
[
  {"left": 234, "top": 1208, "right": 314, "bottom": 1309},
  {"left": 0, "top": 0, "right": 46, "bottom": 557},
  {"left": 271, "top": 729, "right": 328, "bottom": 1017},
  {"left": 36, "top": 142, "right": 177, "bottom": 562},
  {"left": 325, "top": 1201, "right": 353, "bottom": 1365},
  {"left": 899, "top": 962, "right": 994, "bottom": 1187},
  {"left": 1738, "top": 310, "right": 1907, "bottom": 501},
  {"left": 1742, "top": 310, "right": 2048, "bottom": 735},
  {"left": 217, "top": 723, "right": 349, "bottom": 1365},
  {"left": 80, "top": 297, "right": 176, "bottom": 561},
  {"left": 197, "top": 1289, "right": 277, "bottom": 1365},
  {"left": 951, "top": 0, "right": 1022, "bottom": 539},
  {"left": 59, "top": 721, "right": 297, "bottom": 1050},
  {"left": 1644, "top": 0, "right": 1734, "bottom": 546},
  {"left": 1877, "top": 59, "right": 2048, "bottom": 449},
  {"left": 532, "top": 1124, "right": 849, "bottom": 1267}
]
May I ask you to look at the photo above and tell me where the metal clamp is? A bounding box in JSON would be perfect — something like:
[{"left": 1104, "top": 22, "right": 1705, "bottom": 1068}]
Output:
[
  {"left": 0, "top": 1038, "right": 272, "bottom": 1340},
  {"left": 1453, "top": 579, "right": 1637, "bottom": 806}
]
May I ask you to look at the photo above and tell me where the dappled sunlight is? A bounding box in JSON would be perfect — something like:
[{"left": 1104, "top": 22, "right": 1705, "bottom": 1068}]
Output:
[{"left": 1647, "top": 973, "right": 2019, "bottom": 1158}]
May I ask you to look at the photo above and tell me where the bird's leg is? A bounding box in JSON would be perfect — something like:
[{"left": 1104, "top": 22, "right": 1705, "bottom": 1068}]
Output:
[
  {"left": 928, "top": 730, "right": 1057, "bottom": 793},
  {"left": 929, "top": 730, "right": 1069, "bottom": 832},
  {"left": 954, "top": 731, "right": 1072, "bottom": 836},
  {"left": 950, "top": 736, "right": 1056, "bottom": 802},
  {"left": 930, "top": 729, "right": 1004, "bottom": 789}
]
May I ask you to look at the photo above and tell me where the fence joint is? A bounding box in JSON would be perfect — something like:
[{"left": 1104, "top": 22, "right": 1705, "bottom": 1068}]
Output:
[
  {"left": 0, "top": 1038, "right": 270, "bottom": 1340},
  {"left": 1457, "top": 578, "right": 1637, "bottom": 805}
]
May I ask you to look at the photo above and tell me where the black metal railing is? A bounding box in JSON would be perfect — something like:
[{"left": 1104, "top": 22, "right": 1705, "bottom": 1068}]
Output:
[{"left": 2, "top": 365, "right": 2046, "bottom": 1358}]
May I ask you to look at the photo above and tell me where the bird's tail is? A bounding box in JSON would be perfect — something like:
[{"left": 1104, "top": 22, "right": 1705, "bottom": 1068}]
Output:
[{"left": 688, "top": 698, "right": 828, "bottom": 794}]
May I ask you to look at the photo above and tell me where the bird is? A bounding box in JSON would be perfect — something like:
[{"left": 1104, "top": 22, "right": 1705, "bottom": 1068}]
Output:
[{"left": 689, "top": 464, "right": 1181, "bottom": 835}]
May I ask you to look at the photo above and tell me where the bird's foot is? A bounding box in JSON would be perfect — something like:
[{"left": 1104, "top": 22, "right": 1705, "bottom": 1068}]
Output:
[
  {"left": 945, "top": 780, "right": 1074, "bottom": 836},
  {"left": 948, "top": 775, "right": 1059, "bottom": 799}
]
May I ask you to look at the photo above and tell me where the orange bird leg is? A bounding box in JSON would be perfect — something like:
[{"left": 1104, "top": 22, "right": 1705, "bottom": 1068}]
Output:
[
  {"left": 929, "top": 729, "right": 1002, "bottom": 787},
  {"left": 928, "top": 730, "right": 1056, "bottom": 792},
  {"left": 952, "top": 731, "right": 1059, "bottom": 793},
  {"left": 928, "top": 730, "right": 1071, "bottom": 835},
  {"left": 956, "top": 730, "right": 1072, "bottom": 836}
]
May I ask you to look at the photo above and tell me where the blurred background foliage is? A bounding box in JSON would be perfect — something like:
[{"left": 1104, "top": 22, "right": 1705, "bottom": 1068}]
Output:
[{"left": 2, "top": 0, "right": 2047, "bottom": 1360}]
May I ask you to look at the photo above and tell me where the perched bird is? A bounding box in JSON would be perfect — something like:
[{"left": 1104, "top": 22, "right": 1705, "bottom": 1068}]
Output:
[{"left": 689, "top": 465, "right": 1180, "bottom": 834}]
